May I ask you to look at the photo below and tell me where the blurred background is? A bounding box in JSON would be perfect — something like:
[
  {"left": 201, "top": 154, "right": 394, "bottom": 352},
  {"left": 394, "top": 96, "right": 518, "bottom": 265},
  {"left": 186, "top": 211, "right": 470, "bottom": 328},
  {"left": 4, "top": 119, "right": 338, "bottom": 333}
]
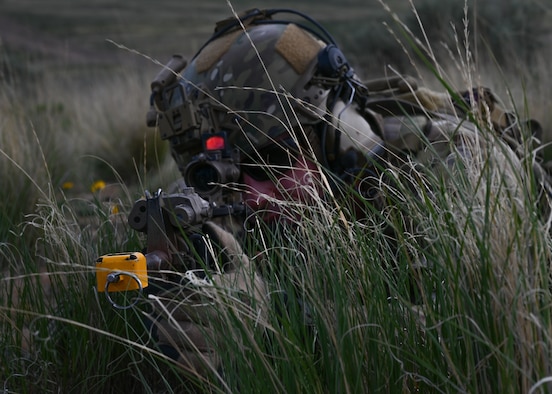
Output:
[{"left": 3, "top": 0, "right": 550, "bottom": 77}]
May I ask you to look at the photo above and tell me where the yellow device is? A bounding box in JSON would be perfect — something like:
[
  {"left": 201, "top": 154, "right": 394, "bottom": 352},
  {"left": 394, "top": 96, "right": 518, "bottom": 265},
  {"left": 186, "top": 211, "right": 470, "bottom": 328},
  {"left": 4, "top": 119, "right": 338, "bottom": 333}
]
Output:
[{"left": 96, "top": 252, "right": 148, "bottom": 293}]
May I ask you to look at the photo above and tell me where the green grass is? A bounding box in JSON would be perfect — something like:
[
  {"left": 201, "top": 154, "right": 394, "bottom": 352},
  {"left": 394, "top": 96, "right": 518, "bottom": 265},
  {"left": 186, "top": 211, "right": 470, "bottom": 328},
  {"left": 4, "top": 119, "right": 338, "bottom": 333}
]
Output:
[{"left": 2, "top": 0, "right": 552, "bottom": 392}]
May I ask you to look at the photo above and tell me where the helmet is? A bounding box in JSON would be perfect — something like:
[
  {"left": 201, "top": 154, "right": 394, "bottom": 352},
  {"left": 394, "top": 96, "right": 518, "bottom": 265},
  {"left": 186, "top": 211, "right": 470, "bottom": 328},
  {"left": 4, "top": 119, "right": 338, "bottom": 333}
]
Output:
[{"left": 147, "top": 9, "right": 356, "bottom": 178}]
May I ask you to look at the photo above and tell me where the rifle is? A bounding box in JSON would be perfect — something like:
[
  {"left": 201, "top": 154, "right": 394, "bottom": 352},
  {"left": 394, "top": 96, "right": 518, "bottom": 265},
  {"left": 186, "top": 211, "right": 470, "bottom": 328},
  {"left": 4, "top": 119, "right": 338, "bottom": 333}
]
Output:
[{"left": 96, "top": 55, "right": 247, "bottom": 309}]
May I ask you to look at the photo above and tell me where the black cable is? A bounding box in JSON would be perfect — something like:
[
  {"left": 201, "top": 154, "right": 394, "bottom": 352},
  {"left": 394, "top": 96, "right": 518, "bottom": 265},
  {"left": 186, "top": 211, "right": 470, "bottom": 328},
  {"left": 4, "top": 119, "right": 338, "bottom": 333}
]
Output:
[
  {"left": 191, "top": 8, "right": 339, "bottom": 61},
  {"left": 262, "top": 8, "right": 338, "bottom": 45}
]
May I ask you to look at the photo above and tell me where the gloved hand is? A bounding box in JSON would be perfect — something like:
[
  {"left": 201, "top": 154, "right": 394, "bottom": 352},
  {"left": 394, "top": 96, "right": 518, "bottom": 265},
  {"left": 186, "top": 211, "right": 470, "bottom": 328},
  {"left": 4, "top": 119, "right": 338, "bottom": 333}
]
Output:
[{"left": 147, "top": 221, "right": 267, "bottom": 375}]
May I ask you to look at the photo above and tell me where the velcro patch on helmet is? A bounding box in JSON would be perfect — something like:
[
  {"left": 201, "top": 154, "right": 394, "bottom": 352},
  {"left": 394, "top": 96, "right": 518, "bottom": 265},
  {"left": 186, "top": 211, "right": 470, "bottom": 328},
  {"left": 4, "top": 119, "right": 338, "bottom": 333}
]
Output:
[
  {"left": 195, "top": 30, "right": 242, "bottom": 74},
  {"left": 275, "top": 24, "right": 323, "bottom": 75}
]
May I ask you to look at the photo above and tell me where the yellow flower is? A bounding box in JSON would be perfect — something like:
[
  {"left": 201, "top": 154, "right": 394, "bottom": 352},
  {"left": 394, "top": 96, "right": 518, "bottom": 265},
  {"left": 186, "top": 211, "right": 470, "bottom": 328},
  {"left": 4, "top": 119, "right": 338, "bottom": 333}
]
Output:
[
  {"left": 111, "top": 204, "right": 120, "bottom": 214},
  {"left": 90, "top": 180, "right": 106, "bottom": 193},
  {"left": 62, "top": 181, "right": 74, "bottom": 190}
]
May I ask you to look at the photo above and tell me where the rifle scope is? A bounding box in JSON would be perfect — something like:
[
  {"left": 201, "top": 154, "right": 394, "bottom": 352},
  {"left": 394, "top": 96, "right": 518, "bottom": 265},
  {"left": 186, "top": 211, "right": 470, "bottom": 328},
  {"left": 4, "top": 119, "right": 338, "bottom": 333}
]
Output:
[{"left": 184, "top": 153, "right": 240, "bottom": 196}]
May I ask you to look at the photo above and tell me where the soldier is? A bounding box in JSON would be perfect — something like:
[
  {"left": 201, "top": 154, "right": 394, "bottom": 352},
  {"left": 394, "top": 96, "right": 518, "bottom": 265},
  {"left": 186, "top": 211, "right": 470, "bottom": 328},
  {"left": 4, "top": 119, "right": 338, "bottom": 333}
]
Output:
[{"left": 142, "top": 7, "right": 547, "bottom": 379}]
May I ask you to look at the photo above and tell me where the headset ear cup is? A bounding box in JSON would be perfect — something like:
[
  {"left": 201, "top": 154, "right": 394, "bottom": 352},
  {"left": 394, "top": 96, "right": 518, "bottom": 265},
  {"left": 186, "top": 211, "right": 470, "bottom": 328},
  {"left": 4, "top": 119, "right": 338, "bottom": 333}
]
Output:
[{"left": 317, "top": 44, "right": 349, "bottom": 78}]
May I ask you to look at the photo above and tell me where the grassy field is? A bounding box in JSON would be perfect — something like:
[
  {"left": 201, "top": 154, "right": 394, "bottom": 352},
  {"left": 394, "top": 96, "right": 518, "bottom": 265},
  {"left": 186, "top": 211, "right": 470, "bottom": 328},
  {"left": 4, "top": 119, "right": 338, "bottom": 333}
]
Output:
[{"left": 2, "top": 0, "right": 552, "bottom": 392}]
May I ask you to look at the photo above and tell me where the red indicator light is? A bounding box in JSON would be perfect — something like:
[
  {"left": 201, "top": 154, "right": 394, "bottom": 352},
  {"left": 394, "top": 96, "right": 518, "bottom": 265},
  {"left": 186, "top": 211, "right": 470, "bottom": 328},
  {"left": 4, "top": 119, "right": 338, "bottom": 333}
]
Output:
[{"left": 205, "top": 135, "right": 226, "bottom": 151}]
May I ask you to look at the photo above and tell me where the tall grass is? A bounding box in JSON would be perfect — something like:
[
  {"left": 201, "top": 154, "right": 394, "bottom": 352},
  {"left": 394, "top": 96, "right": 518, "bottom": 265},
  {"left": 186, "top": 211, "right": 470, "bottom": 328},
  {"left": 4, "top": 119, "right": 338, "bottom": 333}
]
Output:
[
  {"left": 2, "top": 0, "right": 552, "bottom": 392},
  {"left": 0, "top": 58, "right": 180, "bottom": 391}
]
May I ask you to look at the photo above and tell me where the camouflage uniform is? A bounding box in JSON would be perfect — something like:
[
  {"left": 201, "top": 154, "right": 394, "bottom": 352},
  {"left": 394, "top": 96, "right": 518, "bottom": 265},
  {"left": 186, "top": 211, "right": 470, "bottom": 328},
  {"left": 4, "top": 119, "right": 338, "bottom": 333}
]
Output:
[{"left": 144, "top": 8, "right": 548, "bottom": 376}]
